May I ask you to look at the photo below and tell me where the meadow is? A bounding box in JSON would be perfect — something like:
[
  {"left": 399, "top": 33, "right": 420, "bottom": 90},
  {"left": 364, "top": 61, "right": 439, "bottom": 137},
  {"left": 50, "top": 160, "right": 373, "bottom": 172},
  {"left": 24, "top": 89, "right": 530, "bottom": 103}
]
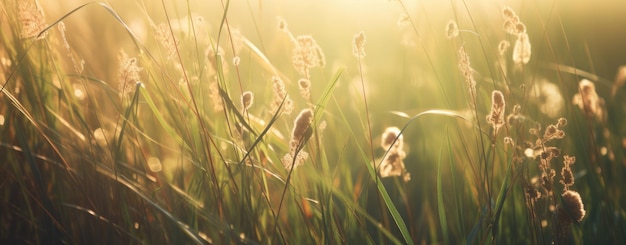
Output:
[{"left": 1, "top": 0, "right": 625, "bottom": 244}]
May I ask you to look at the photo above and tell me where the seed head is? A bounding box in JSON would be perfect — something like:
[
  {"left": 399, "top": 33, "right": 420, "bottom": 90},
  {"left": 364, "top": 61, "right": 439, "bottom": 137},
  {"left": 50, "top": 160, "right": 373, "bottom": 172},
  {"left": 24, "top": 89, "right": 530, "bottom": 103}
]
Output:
[
  {"left": 282, "top": 109, "right": 314, "bottom": 170},
  {"left": 17, "top": 1, "right": 47, "bottom": 39},
  {"left": 381, "top": 127, "right": 403, "bottom": 150},
  {"left": 270, "top": 76, "right": 293, "bottom": 115},
  {"left": 118, "top": 51, "right": 143, "bottom": 99},
  {"left": 298, "top": 78, "right": 311, "bottom": 100},
  {"left": 377, "top": 127, "right": 410, "bottom": 182},
  {"left": 446, "top": 20, "right": 459, "bottom": 39},
  {"left": 487, "top": 90, "right": 506, "bottom": 133},
  {"left": 572, "top": 79, "right": 605, "bottom": 121},
  {"left": 513, "top": 32, "right": 531, "bottom": 64},
  {"left": 155, "top": 23, "right": 178, "bottom": 59},
  {"left": 561, "top": 190, "right": 585, "bottom": 223},
  {"left": 498, "top": 40, "right": 510, "bottom": 55},
  {"left": 277, "top": 17, "right": 289, "bottom": 33},
  {"left": 353, "top": 31, "right": 367, "bottom": 58},
  {"left": 458, "top": 46, "right": 476, "bottom": 97},
  {"left": 241, "top": 91, "right": 253, "bottom": 111},
  {"left": 291, "top": 109, "right": 314, "bottom": 150},
  {"left": 293, "top": 35, "right": 325, "bottom": 76}
]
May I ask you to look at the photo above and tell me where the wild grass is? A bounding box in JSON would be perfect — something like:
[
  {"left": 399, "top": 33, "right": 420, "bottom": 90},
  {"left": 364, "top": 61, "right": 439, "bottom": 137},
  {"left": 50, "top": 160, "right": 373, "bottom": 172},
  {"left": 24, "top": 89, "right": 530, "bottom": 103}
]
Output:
[{"left": 1, "top": 0, "right": 625, "bottom": 244}]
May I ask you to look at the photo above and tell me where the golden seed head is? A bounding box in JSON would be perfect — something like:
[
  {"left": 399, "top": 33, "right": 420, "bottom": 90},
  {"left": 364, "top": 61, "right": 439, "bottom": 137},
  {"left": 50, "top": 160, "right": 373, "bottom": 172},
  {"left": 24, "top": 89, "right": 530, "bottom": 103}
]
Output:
[
  {"left": 487, "top": 90, "right": 506, "bottom": 132},
  {"left": 498, "top": 40, "right": 511, "bottom": 55},
  {"left": 17, "top": 1, "right": 47, "bottom": 39},
  {"left": 270, "top": 76, "right": 293, "bottom": 115},
  {"left": 503, "top": 20, "right": 516, "bottom": 35},
  {"left": 241, "top": 91, "right": 253, "bottom": 111},
  {"left": 560, "top": 166, "right": 575, "bottom": 191},
  {"left": 293, "top": 35, "right": 325, "bottom": 76},
  {"left": 502, "top": 7, "right": 516, "bottom": 20},
  {"left": 277, "top": 17, "right": 289, "bottom": 32},
  {"left": 298, "top": 78, "right": 311, "bottom": 100},
  {"left": 573, "top": 79, "right": 605, "bottom": 121},
  {"left": 557, "top": 118, "right": 568, "bottom": 127},
  {"left": 155, "top": 23, "right": 178, "bottom": 59},
  {"left": 458, "top": 46, "right": 476, "bottom": 96},
  {"left": 513, "top": 32, "right": 532, "bottom": 64},
  {"left": 515, "top": 22, "right": 527, "bottom": 34},
  {"left": 291, "top": 109, "right": 314, "bottom": 148},
  {"left": 381, "top": 127, "right": 403, "bottom": 150},
  {"left": 561, "top": 190, "right": 586, "bottom": 222},
  {"left": 117, "top": 51, "right": 143, "bottom": 98},
  {"left": 446, "top": 20, "right": 459, "bottom": 39},
  {"left": 353, "top": 31, "right": 367, "bottom": 58}
]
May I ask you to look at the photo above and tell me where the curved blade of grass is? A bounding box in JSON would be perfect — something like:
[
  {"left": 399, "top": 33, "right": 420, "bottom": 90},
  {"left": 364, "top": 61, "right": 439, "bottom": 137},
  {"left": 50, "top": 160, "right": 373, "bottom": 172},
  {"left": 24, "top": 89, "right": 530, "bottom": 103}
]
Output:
[
  {"left": 218, "top": 87, "right": 258, "bottom": 137},
  {"left": 374, "top": 110, "right": 467, "bottom": 245},
  {"left": 140, "top": 85, "right": 189, "bottom": 150},
  {"left": 61, "top": 203, "right": 143, "bottom": 243},
  {"left": 491, "top": 154, "right": 521, "bottom": 240},
  {"left": 314, "top": 67, "right": 344, "bottom": 114},
  {"left": 94, "top": 167, "right": 205, "bottom": 244},
  {"left": 114, "top": 83, "right": 143, "bottom": 164},
  {"left": 447, "top": 128, "right": 466, "bottom": 243},
  {"left": 45, "top": 106, "right": 86, "bottom": 142}
]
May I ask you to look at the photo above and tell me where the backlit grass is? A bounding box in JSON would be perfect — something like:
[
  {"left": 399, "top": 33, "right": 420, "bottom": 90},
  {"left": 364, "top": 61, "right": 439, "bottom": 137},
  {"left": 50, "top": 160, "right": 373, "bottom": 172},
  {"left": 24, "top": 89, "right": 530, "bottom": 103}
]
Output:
[{"left": 1, "top": 0, "right": 625, "bottom": 244}]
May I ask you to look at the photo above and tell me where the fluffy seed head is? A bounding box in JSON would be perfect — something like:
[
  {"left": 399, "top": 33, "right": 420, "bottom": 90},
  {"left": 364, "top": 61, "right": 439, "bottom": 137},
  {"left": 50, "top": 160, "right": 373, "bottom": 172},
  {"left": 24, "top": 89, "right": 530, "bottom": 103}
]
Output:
[
  {"left": 498, "top": 40, "right": 511, "bottom": 55},
  {"left": 282, "top": 109, "right": 314, "bottom": 170},
  {"left": 298, "top": 78, "right": 311, "bottom": 100},
  {"left": 118, "top": 51, "right": 143, "bottom": 98},
  {"left": 270, "top": 76, "right": 293, "bottom": 115},
  {"left": 155, "top": 23, "right": 178, "bottom": 59},
  {"left": 573, "top": 79, "right": 605, "bottom": 121},
  {"left": 487, "top": 90, "right": 506, "bottom": 133},
  {"left": 277, "top": 17, "right": 289, "bottom": 32},
  {"left": 561, "top": 190, "right": 585, "bottom": 222},
  {"left": 381, "top": 127, "right": 403, "bottom": 150},
  {"left": 557, "top": 118, "right": 568, "bottom": 127},
  {"left": 378, "top": 127, "right": 410, "bottom": 182},
  {"left": 502, "top": 7, "right": 516, "bottom": 20},
  {"left": 291, "top": 109, "right": 314, "bottom": 148},
  {"left": 513, "top": 32, "right": 531, "bottom": 64},
  {"left": 446, "top": 20, "right": 459, "bottom": 39},
  {"left": 17, "top": 1, "right": 47, "bottom": 39},
  {"left": 560, "top": 155, "right": 576, "bottom": 191},
  {"left": 293, "top": 35, "right": 325, "bottom": 76},
  {"left": 241, "top": 91, "right": 253, "bottom": 111},
  {"left": 458, "top": 46, "right": 476, "bottom": 97},
  {"left": 353, "top": 31, "right": 367, "bottom": 58}
]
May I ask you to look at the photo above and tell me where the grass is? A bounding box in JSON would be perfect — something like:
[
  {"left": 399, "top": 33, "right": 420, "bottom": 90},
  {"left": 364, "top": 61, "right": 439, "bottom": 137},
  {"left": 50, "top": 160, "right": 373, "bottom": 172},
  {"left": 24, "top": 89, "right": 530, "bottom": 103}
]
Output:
[{"left": 1, "top": 0, "right": 626, "bottom": 244}]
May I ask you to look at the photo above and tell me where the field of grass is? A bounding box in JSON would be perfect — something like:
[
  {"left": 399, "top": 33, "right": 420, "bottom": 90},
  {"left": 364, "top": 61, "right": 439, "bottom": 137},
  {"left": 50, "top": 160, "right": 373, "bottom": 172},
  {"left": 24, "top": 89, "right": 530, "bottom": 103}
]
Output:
[{"left": 1, "top": 0, "right": 626, "bottom": 244}]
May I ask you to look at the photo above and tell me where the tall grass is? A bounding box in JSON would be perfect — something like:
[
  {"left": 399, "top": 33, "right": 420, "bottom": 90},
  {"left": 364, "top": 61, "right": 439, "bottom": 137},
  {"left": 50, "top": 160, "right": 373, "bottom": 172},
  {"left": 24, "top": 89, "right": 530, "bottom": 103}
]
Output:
[{"left": 1, "top": 0, "right": 625, "bottom": 244}]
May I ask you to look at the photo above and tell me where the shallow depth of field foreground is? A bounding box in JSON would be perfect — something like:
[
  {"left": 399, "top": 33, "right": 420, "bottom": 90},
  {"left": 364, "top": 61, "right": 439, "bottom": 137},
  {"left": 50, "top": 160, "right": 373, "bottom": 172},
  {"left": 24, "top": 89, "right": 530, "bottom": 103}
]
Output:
[{"left": 2, "top": 0, "right": 626, "bottom": 244}]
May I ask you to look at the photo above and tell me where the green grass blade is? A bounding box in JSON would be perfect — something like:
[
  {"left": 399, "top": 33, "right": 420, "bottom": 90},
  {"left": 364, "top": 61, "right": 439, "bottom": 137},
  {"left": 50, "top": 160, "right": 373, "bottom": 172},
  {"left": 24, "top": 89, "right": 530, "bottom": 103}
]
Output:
[
  {"left": 437, "top": 127, "right": 450, "bottom": 245},
  {"left": 139, "top": 85, "right": 189, "bottom": 150}
]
